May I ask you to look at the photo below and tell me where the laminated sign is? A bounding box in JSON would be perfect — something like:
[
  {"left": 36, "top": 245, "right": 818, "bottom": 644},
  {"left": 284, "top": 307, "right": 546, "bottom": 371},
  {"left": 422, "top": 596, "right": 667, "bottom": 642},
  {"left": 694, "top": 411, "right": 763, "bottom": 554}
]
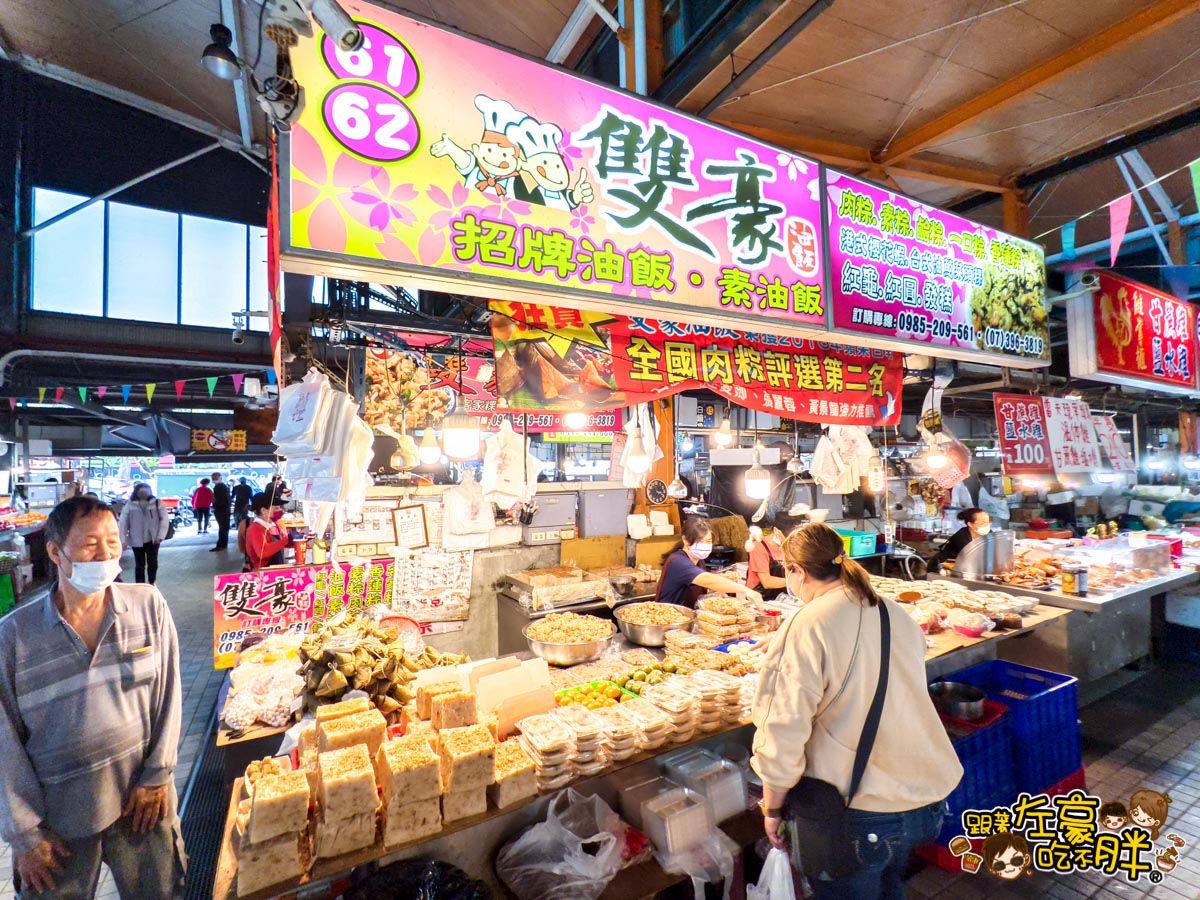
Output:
[{"left": 994, "top": 394, "right": 1102, "bottom": 476}]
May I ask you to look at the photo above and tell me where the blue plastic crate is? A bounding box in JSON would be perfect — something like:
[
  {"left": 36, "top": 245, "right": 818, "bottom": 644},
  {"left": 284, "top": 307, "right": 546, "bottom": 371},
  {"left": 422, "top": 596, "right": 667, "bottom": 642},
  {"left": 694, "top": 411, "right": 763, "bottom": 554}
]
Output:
[
  {"left": 948, "top": 660, "right": 1081, "bottom": 794},
  {"left": 935, "top": 704, "right": 1016, "bottom": 844},
  {"left": 833, "top": 528, "right": 877, "bottom": 558}
]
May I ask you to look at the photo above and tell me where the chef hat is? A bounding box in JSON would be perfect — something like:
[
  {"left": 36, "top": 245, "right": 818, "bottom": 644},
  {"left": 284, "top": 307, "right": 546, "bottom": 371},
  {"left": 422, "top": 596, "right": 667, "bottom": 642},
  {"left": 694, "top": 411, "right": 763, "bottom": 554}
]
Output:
[
  {"left": 474, "top": 94, "right": 525, "bottom": 135},
  {"left": 507, "top": 117, "right": 564, "bottom": 157}
]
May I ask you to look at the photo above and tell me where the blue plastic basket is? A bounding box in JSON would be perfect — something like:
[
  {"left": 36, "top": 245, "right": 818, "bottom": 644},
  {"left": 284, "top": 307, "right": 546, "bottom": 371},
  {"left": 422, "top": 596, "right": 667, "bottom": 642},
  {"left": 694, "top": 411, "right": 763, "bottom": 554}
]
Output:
[
  {"left": 948, "top": 660, "right": 1081, "bottom": 794},
  {"left": 834, "top": 528, "right": 877, "bottom": 558},
  {"left": 935, "top": 703, "right": 1016, "bottom": 844}
]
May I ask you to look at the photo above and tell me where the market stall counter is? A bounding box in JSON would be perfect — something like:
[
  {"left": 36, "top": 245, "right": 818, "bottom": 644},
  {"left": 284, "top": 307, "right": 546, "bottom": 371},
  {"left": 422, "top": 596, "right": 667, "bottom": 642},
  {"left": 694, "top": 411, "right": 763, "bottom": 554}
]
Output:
[
  {"left": 931, "top": 569, "right": 1199, "bottom": 683},
  {"left": 211, "top": 587, "right": 1071, "bottom": 900}
]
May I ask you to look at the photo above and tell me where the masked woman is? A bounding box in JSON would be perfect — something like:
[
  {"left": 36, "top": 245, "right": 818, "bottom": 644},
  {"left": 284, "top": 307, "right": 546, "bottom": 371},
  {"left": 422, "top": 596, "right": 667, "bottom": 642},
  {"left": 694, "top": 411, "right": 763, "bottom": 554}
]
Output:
[
  {"left": 118, "top": 482, "right": 170, "bottom": 584},
  {"left": 933, "top": 508, "right": 991, "bottom": 569},
  {"left": 752, "top": 523, "right": 961, "bottom": 898},
  {"left": 655, "top": 516, "right": 762, "bottom": 609}
]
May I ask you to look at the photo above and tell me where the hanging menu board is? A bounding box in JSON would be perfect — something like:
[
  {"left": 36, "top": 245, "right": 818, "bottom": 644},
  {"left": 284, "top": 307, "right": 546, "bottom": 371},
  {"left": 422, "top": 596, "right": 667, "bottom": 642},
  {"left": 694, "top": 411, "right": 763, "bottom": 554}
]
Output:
[
  {"left": 994, "top": 394, "right": 1055, "bottom": 476},
  {"left": 825, "top": 172, "right": 1048, "bottom": 365},
  {"left": 1043, "top": 398, "right": 1103, "bottom": 474}
]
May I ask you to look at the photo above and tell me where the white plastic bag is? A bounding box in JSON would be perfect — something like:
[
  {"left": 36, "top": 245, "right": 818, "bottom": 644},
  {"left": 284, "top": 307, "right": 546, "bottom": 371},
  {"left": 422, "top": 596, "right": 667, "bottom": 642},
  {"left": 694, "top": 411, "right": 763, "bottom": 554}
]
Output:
[
  {"left": 444, "top": 480, "right": 495, "bottom": 535},
  {"left": 658, "top": 828, "right": 739, "bottom": 900},
  {"left": 482, "top": 420, "right": 529, "bottom": 506},
  {"left": 272, "top": 368, "right": 333, "bottom": 454},
  {"left": 495, "top": 789, "right": 624, "bottom": 900},
  {"left": 747, "top": 848, "right": 796, "bottom": 900}
]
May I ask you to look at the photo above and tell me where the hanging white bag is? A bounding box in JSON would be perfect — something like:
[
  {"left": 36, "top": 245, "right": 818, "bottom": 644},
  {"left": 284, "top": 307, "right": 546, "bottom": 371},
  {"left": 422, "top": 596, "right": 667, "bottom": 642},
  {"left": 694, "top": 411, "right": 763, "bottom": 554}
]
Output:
[{"left": 746, "top": 848, "right": 797, "bottom": 900}]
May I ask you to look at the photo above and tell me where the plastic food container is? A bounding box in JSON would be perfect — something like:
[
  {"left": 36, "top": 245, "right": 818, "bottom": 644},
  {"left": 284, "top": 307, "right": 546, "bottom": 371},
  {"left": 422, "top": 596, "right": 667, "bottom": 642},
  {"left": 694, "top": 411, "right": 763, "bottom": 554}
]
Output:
[
  {"left": 667, "top": 752, "right": 747, "bottom": 823},
  {"left": 618, "top": 775, "right": 679, "bottom": 831},
  {"left": 515, "top": 714, "right": 572, "bottom": 754},
  {"left": 641, "top": 787, "right": 713, "bottom": 855}
]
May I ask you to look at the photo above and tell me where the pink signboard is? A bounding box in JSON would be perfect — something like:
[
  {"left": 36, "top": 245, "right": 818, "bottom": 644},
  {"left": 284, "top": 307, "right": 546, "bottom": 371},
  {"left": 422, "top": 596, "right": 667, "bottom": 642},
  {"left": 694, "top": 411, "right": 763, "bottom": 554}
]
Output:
[
  {"left": 283, "top": 2, "right": 826, "bottom": 331},
  {"left": 825, "top": 173, "right": 1048, "bottom": 363},
  {"left": 212, "top": 560, "right": 394, "bottom": 668}
]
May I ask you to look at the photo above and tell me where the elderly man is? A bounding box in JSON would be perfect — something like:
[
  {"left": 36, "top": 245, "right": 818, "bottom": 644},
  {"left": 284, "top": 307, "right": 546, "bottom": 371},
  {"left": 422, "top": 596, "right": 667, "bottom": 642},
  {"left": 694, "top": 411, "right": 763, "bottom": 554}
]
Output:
[{"left": 0, "top": 496, "right": 185, "bottom": 898}]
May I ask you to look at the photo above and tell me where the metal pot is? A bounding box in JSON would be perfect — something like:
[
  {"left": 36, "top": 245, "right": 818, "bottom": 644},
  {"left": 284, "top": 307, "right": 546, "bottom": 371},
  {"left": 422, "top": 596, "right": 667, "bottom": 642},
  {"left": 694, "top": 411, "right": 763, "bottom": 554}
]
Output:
[
  {"left": 522, "top": 624, "right": 613, "bottom": 666},
  {"left": 614, "top": 604, "right": 695, "bottom": 647},
  {"left": 928, "top": 681, "right": 985, "bottom": 721}
]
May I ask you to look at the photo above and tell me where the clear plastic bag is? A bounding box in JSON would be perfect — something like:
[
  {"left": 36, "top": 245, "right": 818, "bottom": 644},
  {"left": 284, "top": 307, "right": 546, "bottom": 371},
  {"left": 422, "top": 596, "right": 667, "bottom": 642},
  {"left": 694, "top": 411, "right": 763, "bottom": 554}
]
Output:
[
  {"left": 495, "top": 788, "right": 624, "bottom": 900},
  {"left": 747, "top": 847, "right": 796, "bottom": 900}
]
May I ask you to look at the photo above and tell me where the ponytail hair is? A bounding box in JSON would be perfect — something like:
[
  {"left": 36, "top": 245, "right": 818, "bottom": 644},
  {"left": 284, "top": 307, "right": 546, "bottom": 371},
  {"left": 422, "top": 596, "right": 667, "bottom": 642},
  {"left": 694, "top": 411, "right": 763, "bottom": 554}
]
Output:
[{"left": 782, "top": 522, "right": 881, "bottom": 606}]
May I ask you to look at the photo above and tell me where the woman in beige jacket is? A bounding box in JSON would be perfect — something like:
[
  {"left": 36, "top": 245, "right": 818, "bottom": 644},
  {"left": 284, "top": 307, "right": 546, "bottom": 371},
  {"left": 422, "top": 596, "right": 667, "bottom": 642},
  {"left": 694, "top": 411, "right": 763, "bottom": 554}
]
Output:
[{"left": 752, "top": 523, "right": 963, "bottom": 899}]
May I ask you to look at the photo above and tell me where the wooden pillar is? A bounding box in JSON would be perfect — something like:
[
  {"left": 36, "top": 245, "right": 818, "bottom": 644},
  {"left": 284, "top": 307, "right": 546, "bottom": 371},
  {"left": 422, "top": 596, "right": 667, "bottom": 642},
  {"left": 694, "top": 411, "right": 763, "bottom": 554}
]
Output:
[
  {"left": 644, "top": 0, "right": 665, "bottom": 92},
  {"left": 1002, "top": 190, "right": 1030, "bottom": 238},
  {"left": 620, "top": 0, "right": 637, "bottom": 92},
  {"left": 1168, "top": 220, "right": 1186, "bottom": 265}
]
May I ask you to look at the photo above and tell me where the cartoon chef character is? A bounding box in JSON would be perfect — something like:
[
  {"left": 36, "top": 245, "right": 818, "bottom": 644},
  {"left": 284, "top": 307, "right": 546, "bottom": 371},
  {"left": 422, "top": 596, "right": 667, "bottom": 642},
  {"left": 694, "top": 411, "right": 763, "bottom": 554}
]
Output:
[
  {"left": 507, "top": 117, "right": 594, "bottom": 211},
  {"left": 429, "top": 95, "right": 524, "bottom": 198}
]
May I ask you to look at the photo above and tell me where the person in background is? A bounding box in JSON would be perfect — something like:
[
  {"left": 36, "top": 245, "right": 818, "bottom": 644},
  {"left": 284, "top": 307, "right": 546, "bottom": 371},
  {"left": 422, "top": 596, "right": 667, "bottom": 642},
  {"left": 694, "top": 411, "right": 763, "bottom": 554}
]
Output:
[
  {"left": 264, "top": 475, "right": 291, "bottom": 508},
  {"left": 191, "top": 478, "right": 213, "bottom": 535},
  {"left": 753, "top": 523, "right": 961, "bottom": 898},
  {"left": 0, "top": 496, "right": 184, "bottom": 898},
  {"left": 230, "top": 477, "right": 253, "bottom": 524},
  {"left": 656, "top": 516, "right": 762, "bottom": 609},
  {"left": 746, "top": 524, "right": 788, "bottom": 601},
  {"left": 117, "top": 483, "right": 170, "bottom": 585},
  {"left": 210, "top": 473, "right": 231, "bottom": 553},
  {"left": 932, "top": 507, "right": 991, "bottom": 569},
  {"left": 245, "top": 493, "right": 290, "bottom": 570}
]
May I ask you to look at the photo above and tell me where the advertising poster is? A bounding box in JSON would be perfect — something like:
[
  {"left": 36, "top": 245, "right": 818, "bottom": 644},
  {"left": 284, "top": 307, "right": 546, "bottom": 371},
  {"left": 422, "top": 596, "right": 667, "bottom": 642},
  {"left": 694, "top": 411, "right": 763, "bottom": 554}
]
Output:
[
  {"left": 993, "top": 394, "right": 1055, "bottom": 476},
  {"left": 491, "top": 300, "right": 902, "bottom": 426},
  {"left": 1093, "top": 272, "right": 1197, "bottom": 392},
  {"left": 283, "top": 2, "right": 826, "bottom": 331},
  {"left": 191, "top": 429, "right": 248, "bottom": 452},
  {"left": 212, "top": 559, "right": 394, "bottom": 668},
  {"left": 826, "top": 172, "right": 1048, "bottom": 363}
]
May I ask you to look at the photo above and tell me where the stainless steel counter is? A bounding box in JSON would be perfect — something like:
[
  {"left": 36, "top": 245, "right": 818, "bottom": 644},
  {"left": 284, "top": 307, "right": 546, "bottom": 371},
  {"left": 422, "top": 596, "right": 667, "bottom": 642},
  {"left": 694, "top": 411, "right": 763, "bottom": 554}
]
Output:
[{"left": 933, "top": 570, "right": 1199, "bottom": 613}]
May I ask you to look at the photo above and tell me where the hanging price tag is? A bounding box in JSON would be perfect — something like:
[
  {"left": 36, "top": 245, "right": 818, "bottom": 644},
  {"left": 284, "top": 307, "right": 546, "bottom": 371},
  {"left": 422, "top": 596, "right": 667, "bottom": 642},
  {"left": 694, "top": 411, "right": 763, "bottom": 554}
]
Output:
[{"left": 993, "top": 394, "right": 1055, "bottom": 476}]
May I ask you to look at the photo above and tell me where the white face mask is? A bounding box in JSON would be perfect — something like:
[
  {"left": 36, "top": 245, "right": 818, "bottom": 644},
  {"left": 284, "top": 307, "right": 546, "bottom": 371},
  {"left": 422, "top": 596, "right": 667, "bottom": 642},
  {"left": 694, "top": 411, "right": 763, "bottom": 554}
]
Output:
[
  {"left": 690, "top": 542, "right": 713, "bottom": 560},
  {"left": 975, "top": 525, "right": 991, "bottom": 537},
  {"left": 64, "top": 556, "right": 122, "bottom": 595}
]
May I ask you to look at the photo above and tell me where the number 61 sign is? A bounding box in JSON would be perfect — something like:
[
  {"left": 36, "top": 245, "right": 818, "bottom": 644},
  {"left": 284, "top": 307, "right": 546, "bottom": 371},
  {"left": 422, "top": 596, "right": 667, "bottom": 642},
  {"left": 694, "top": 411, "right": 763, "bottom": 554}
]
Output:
[{"left": 994, "top": 393, "right": 1055, "bottom": 476}]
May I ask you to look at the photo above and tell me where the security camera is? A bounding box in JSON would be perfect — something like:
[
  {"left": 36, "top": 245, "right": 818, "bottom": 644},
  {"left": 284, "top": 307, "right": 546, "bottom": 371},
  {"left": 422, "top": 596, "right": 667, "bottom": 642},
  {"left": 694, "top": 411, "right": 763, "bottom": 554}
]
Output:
[
  {"left": 1080, "top": 271, "right": 1100, "bottom": 290},
  {"left": 265, "top": 0, "right": 362, "bottom": 52},
  {"left": 232, "top": 326, "right": 245, "bottom": 345}
]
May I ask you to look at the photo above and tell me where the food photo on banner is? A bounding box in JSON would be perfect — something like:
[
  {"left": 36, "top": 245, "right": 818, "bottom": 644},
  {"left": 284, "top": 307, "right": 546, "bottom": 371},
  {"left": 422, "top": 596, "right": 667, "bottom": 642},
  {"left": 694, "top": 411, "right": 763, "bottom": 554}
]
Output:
[{"left": 488, "top": 300, "right": 904, "bottom": 426}]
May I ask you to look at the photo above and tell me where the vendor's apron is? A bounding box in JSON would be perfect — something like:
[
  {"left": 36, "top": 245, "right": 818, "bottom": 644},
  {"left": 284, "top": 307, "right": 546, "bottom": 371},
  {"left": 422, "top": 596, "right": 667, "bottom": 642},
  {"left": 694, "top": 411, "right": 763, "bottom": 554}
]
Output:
[{"left": 655, "top": 551, "right": 705, "bottom": 609}]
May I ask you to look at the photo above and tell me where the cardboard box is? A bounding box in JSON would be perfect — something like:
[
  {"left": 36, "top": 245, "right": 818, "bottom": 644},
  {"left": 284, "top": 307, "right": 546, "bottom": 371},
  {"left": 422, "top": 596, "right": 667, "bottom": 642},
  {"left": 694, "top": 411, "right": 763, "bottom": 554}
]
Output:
[
  {"left": 1075, "top": 497, "right": 1100, "bottom": 516},
  {"left": 1010, "top": 507, "right": 1045, "bottom": 524}
]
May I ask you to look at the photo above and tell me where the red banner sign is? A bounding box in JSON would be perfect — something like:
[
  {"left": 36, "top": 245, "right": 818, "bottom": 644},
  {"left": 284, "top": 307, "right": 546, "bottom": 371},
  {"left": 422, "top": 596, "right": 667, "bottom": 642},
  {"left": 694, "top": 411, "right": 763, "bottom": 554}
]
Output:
[
  {"left": 1094, "top": 272, "right": 1197, "bottom": 391},
  {"left": 490, "top": 301, "right": 903, "bottom": 426},
  {"left": 994, "top": 394, "right": 1054, "bottom": 475}
]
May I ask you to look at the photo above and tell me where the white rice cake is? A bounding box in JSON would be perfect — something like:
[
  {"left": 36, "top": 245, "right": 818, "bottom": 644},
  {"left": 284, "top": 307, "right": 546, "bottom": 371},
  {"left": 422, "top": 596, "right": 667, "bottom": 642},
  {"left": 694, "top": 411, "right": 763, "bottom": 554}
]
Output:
[
  {"left": 314, "top": 806, "right": 378, "bottom": 858},
  {"left": 317, "top": 744, "right": 377, "bottom": 821},
  {"left": 441, "top": 786, "right": 488, "bottom": 823},
  {"left": 247, "top": 770, "right": 310, "bottom": 844},
  {"left": 375, "top": 735, "right": 441, "bottom": 804},
  {"left": 236, "top": 832, "right": 303, "bottom": 897},
  {"left": 383, "top": 796, "right": 442, "bottom": 846},
  {"left": 317, "top": 708, "right": 387, "bottom": 757}
]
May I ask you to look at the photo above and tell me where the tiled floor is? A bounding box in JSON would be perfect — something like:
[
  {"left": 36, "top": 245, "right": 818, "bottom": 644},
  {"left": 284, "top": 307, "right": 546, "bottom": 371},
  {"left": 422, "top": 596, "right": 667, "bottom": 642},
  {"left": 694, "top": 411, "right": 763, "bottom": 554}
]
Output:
[
  {"left": 905, "top": 666, "right": 1200, "bottom": 898},
  {"left": 1, "top": 532, "right": 241, "bottom": 899}
]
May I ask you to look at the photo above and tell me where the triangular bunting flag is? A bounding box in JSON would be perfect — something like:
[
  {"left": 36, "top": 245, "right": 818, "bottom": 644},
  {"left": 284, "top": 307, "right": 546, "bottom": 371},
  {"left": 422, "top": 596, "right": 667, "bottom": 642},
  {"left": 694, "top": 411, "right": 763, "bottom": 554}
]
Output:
[
  {"left": 121, "top": 385, "right": 132, "bottom": 404},
  {"left": 78, "top": 387, "right": 88, "bottom": 403},
  {"left": 97, "top": 386, "right": 108, "bottom": 399},
  {"left": 1109, "top": 194, "right": 1132, "bottom": 266},
  {"left": 1190, "top": 160, "right": 1200, "bottom": 216},
  {"left": 8, "top": 398, "right": 15, "bottom": 411},
  {"left": 54, "top": 387, "right": 64, "bottom": 403},
  {"left": 266, "top": 369, "right": 277, "bottom": 386},
  {"left": 206, "top": 376, "right": 218, "bottom": 397},
  {"left": 146, "top": 384, "right": 156, "bottom": 403},
  {"left": 38, "top": 387, "right": 46, "bottom": 404},
  {"left": 1061, "top": 221, "right": 1076, "bottom": 261},
  {"left": 232, "top": 373, "right": 245, "bottom": 394},
  {"left": 174, "top": 380, "right": 186, "bottom": 400}
]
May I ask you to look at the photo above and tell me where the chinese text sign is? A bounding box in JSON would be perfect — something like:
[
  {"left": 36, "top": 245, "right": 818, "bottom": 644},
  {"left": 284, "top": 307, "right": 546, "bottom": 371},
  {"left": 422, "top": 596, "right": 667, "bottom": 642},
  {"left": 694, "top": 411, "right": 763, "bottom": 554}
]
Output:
[
  {"left": 826, "top": 173, "right": 1048, "bottom": 362},
  {"left": 1092, "top": 416, "right": 1135, "bottom": 472},
  {"left": 212, "top": 560, "right": 394, "bottom": 668},
  {"left": 1043, "top": 398, "right": 1102, "bottom": 474},
  {"left": 994, "top": 394, "right": 1054, "bottom": 476},
  {"left": 284, "top": 4, "right": 825, "bottom": 327},
  {"left": 1093, "top": 273, "right": 1197, "bottom": 391}
]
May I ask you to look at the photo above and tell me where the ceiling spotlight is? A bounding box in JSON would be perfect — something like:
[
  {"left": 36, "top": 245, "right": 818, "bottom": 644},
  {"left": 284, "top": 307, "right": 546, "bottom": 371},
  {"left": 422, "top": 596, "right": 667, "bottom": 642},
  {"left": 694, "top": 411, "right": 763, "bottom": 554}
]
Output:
[
  {"left": 745, "top": 444, "right": 771, "bottom": 500},
  {"left": 680, "top": 433, "right": 694, "bottom": 453},
  {"left": 201, "top": 24, "right": 242, "bottom": 80}
]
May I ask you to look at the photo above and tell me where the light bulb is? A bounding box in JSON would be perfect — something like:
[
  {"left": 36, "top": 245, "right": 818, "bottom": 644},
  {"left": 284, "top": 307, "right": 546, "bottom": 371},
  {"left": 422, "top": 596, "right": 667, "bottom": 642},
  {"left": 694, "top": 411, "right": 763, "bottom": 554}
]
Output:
[
  {"left": 681, "top": 434, "right": 694, "bottom": 452},
  {"left": 1095, "top": 472, "right": 1117, "bottom": 484},
  {"left": 441, "top": 412, "right": 480, "bottom": 460},
  {"left": 627, "top": 427, "right": 651, "bottom": 474},
  {"left": 1147, "top": 457, "right": 1166, "bottom": 471},
  {"left": 745, "top": 446, "right": 770, "bottom": 500},
  {"left": 714, "top": 415, "right": 734, "bottom": 448},
  {"left": 667, "top": 476, "right": 688, "bottom": 499},
  {"left": 925, "top": 449, "right": 948, "bottom": 470},
  {"left": 418, "top": 428, "right": 441, "bottom": 465},
  {"left": 564, "top": 411, "right": 588, "bottom": 430},
  {"left": 786, "top": 455, "right": 803, "bottom": 475},
  {"left": 867, "top": 456, "right": 886, "bottom": 493}
]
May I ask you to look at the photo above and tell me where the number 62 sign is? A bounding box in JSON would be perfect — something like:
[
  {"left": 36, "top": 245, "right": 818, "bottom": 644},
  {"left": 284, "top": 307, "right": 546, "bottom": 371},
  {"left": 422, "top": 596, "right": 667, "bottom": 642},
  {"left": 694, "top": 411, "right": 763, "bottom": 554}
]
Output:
[{"left": 994, "top": 393, "right": 1055, "bottom": 476}]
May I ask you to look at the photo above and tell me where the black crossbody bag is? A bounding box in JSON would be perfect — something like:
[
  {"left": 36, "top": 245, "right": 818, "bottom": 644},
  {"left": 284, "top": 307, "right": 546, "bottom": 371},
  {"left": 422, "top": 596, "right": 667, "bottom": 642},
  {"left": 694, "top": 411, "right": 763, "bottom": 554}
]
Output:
[{"left": 784, "top": 601, "right": 891, "bottom": 880}]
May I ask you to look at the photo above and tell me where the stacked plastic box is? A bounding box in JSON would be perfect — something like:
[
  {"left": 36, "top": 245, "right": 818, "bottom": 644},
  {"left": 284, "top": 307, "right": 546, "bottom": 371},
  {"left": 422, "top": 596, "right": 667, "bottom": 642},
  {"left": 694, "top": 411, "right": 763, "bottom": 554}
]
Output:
[
  {"left": 665, "top": 749, "right": 747, "bottom": 823},
  {"left": 642, "top": 681, "right": 698, "bottom": 743},
  {"left": 641, "top": 788, "right": 713, "bottom": 856},
  {"left": 552, "top": 704, "right": 609, "bottom": 777},
  {"left": 617, "top": 698, "right": 672, "bottom": 750},
  {"left": 594, "top": 705, "right": 640, "bottom": 761},
  {"left": 515, "top": 713, "right": 575, "bottom": 792},
  {"left": 688, "top": 670, "right": 743, "bottom": 728}
]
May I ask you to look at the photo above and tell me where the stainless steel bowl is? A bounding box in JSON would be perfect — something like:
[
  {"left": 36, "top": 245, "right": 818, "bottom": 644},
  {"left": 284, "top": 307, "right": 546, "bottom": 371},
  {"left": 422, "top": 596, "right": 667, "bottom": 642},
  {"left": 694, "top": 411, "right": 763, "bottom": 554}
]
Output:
[
  {"left": 609, "top": 574, "right": 638, "bottom": 597},
  {"left": 756, "top": 610, "right": 784, "bottom": 632},
  {"left": 928, "top": 681, "right": 986, "bottom": 721},
  {"left": 614, "top": 604, "right": 695, "bottom": 647},
  {"left": 523, "top": 623, "right": 614, "bottom": 666}
]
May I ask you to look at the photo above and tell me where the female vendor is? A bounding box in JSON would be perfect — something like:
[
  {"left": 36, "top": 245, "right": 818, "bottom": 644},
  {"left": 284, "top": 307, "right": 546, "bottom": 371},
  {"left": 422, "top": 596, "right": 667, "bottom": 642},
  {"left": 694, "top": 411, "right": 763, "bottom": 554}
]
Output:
[
  {"left": 746, "top": 525, "right": 788, "bottom": 600},
  {"left": 933, "top": 507, "right": 991, "bottom": 569},
  {"left": 656, "top": 517, "right": 763, "bottom": 609}
]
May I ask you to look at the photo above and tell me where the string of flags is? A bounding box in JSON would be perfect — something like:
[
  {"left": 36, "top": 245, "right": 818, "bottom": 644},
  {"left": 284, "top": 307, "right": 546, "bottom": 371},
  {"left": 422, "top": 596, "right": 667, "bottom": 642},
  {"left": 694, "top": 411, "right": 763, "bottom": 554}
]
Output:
[
  {"left": 1046, "top": 151, "right": 1200, "bottom": 301},
  {"left": 6, "top": 371, "right": 276, "bottom": 411}
]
